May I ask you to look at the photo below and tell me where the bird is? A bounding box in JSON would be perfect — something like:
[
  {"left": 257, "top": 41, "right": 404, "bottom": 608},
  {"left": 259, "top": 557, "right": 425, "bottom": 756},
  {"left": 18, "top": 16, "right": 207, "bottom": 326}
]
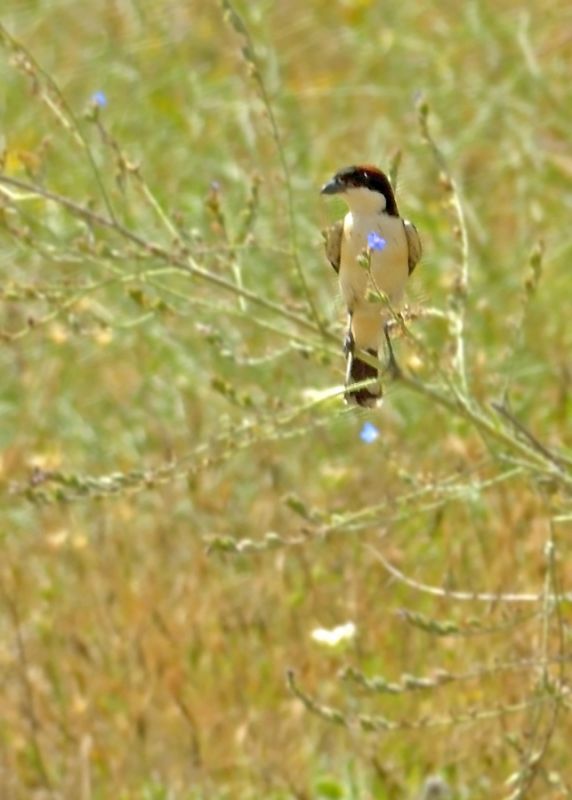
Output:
[{"left": 321, "top": 164, "right": 422, "bottom": 407}]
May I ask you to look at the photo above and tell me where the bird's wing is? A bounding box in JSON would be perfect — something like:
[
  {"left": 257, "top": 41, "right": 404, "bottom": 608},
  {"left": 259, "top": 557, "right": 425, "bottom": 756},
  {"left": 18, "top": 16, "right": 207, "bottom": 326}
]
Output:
[
  {"left": 322, "top": 219, "right": 344, "bottom": 274},
  {"left": 403, "top": 219, "right": 422, "bottom": 274}
]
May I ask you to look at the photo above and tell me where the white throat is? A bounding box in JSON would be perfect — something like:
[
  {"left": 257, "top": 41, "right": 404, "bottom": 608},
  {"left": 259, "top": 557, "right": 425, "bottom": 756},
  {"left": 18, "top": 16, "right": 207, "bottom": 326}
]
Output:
[{"left": 345, "top": 186, "right": 387, "bottom": 215}]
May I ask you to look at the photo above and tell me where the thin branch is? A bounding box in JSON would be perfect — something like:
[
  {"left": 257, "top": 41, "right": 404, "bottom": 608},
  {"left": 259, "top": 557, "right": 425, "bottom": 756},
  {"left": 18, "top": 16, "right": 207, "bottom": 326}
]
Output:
[
  {"left": 0, "top": 23, "right": 115, "bottom": 221},
  {"left": 369, "top": 546, "right": 572, "bottom": 604},
  {"left": 492, "top": 402, "right": 572, "bottom": 471},
  {"left": 0, "top": 173, "right": 334, "bottom": 344},
  {"left": 341, "top": 654, "right": 572, "bottom": 696},
  {"left": 220, "top": 0, "right": 323, "bottom": 330},
  {"left": 287, "top": 669, "right": 555, "bottom": 733},
  {"left": 418, "top": 97, "right": 470, "bottom": 394}
]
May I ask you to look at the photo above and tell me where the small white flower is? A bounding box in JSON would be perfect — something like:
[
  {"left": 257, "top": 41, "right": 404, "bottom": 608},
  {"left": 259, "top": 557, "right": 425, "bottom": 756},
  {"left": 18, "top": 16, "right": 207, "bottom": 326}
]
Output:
[{"left": 311, "top": 622, "right": 357, "bottom": 647}]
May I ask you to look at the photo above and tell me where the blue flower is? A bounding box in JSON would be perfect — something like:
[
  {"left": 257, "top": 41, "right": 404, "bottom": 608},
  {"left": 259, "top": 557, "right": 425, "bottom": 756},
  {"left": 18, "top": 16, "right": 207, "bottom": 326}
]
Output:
[
  {"left": 360, "top": 421, "right": 379, "bottom": 443},
  {"left": 91, "top": 91, "right": 107, "bottom": 108},
  {"left": 367, "top": 232, "right": 386, "bottom": 251}
]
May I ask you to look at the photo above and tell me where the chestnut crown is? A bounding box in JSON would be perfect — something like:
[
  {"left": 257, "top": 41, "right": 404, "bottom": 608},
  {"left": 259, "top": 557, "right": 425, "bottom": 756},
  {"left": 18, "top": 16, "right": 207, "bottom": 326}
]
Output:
[{"left": 320, "top": 164, "right": 399, "bottom": 216}]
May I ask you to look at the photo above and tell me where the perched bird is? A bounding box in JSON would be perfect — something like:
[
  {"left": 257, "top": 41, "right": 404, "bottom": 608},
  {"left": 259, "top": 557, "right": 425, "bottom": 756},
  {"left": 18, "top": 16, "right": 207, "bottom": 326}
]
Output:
[{"left": 321, "top": 164, "right": 422, "bottom": 407}]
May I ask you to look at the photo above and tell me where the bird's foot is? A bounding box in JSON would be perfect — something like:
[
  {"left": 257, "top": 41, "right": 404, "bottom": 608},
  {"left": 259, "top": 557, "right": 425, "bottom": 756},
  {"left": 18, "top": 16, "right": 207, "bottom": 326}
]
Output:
[
  {"left": 385, "top": 351, "right": 402, "bottom": 380},
  {"left": 383, "top": 322, "right": 402, "bottom": 380},
  {"left": 343, "top": 332, "right": 355, "bottom": 357}
]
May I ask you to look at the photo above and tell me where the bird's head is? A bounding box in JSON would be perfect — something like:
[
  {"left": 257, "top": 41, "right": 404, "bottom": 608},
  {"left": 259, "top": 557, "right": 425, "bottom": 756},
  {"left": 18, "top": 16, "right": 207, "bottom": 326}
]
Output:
[{"left": 320, "top": 164, "right": 399, "bottom": 216}]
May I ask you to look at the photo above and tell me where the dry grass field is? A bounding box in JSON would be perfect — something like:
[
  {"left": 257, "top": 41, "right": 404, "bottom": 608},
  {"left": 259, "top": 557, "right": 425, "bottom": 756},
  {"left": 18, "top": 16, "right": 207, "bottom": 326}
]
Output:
[{"left": 1, "top": 1, "right": 572, "bottom": 797}]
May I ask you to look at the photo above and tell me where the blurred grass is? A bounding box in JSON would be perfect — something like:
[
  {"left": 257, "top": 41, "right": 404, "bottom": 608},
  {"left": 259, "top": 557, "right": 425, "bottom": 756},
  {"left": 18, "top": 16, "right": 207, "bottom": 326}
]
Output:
[{"left": 1, "top": 0, "right": 572, "bottom": 798}]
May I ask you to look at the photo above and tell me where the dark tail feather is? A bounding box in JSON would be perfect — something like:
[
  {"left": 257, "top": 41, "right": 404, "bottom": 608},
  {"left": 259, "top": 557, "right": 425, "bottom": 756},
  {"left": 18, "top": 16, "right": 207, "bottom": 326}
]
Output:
[{"left": 345, "top": 348, "right": 382, "bottom": 407}]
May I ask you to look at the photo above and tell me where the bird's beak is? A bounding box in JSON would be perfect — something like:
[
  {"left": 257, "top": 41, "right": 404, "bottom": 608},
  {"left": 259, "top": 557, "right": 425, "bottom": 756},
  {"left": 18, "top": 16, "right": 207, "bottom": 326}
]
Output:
[{"left": 320, "top": 177, "right": 344, "bottom": 195}]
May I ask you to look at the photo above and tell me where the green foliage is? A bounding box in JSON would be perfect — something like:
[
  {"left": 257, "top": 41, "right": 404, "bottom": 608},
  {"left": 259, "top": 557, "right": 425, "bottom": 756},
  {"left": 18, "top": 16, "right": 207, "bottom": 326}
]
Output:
[{"left": 1, "top": 1, "right": 572, "bottom": 799}]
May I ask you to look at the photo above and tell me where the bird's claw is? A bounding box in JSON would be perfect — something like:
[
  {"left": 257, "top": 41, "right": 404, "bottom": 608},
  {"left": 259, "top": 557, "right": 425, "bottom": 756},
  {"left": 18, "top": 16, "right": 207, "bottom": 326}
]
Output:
[
  {"left": 343, "top": 332, "right": 354, "bottom": 357},
  {"left": 383, "top": 322, "right": 402, "bottom": 380},
  {"left": 384, "top": 351, "right": 402, "bottom": 380}
]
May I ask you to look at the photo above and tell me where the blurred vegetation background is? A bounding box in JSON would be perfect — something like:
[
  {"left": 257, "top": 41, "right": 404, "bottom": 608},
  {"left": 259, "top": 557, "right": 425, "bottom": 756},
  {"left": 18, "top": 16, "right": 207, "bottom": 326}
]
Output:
[{"left": 1, "top": 1, "right": 571, "bottom": 798}]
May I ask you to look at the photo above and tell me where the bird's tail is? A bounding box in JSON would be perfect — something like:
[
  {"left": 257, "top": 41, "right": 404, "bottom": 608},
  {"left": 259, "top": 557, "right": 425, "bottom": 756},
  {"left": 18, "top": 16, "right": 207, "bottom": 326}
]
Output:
[{"left": 345, "top": 348, "right": 382, "bottom": 408}]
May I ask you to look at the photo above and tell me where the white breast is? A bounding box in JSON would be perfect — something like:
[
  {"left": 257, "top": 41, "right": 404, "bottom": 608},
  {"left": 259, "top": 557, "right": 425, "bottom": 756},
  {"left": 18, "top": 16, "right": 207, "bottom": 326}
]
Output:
[{"left": 339, "top": 211, "right": 409, "bottom": 309}]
